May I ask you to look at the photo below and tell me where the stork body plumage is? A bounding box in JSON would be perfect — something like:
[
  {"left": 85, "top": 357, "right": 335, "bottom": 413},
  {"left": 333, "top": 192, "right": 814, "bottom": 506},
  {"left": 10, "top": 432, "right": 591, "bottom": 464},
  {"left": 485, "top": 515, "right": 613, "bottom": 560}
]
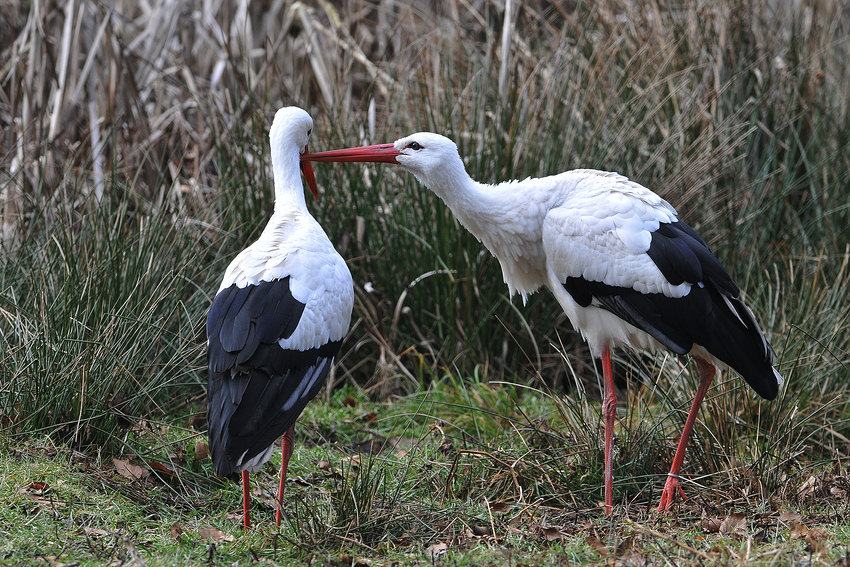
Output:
[
  {"left": 302, "top": 133, "right": 782, "bottom": 514},
  {"left": 207, "top": 107, "right": 353, "bottom": 528}
]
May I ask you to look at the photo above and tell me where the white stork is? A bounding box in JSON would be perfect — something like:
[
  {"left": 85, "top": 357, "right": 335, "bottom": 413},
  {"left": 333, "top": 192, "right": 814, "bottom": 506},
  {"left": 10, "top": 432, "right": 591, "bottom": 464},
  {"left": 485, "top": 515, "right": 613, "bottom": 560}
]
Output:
[
  {"left": 302, "top": 133, "right": 782, "bottom": 514},
  {"left": 206, "top": 107, "right": 353, "bottom": 529}
]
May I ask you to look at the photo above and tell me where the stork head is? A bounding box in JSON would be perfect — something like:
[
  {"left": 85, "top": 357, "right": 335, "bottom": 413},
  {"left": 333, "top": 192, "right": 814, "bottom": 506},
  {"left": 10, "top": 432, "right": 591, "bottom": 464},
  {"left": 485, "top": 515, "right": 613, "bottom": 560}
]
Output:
[
  {"left": 391, "top": 133, "right": 464, "bottom": 183},
  {"left": 270, "top": 106, "right": 319, "bottom": 199},
  {"left": 301, "top": 132, "right": 467, "bottom": 191}
]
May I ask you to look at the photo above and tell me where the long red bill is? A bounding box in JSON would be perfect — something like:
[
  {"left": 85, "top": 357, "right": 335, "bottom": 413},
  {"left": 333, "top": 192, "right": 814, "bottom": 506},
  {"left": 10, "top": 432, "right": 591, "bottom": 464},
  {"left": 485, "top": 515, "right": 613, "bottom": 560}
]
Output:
[
  {"left": 300, "top": 143, "right": 402, "bottom": 164},
  {"left": 299, "top": 145, "right": 319, "bottom": 200}
]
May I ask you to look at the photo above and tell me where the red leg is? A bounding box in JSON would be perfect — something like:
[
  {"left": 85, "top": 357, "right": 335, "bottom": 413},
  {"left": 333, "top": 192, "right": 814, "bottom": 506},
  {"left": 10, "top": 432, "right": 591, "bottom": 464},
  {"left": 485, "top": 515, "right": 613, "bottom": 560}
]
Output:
[
  {"left": 601, "top": 344, "right": 616, "bottom": 515},
  {"left": 657, "top": 357, "right": 716, "bottom": 511},
  {"left": 275, "top": 425, "right": 296, "bottom": 527},
  {"left": 242, "top": 470, "right": 251, "bottom": 529}
]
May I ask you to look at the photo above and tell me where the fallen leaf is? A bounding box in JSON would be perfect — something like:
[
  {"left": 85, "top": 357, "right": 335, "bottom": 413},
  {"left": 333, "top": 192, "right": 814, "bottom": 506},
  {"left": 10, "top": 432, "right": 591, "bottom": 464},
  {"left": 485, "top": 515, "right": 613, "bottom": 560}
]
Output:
[
  {"left": 798, "top": 475, "right": 820, "bottom": 498},
  {"left": 471, "top": 525, "right": 490, "bottom": 536},
  {"left": 343, "top": 396, "right": 357, "bottom": 407},
  {"left": 150, "top": 460, "right": 177, "bottom": 480},
  {"left": 702, "top": 517, "right": 722, "bottom": 532},
  {"left": 830, "top": 486, "right": 848, "bottom": 499},
  {"left": 803, "top": 526, "right": 830, "bottom": 554},
  {"left": 807, "top": 527, "right": 829, "bottom": 541},
  {"left": 81, "top": 526, "right": 111, "bottom": 537},
  {"left": 317, "top": 460, "right": 331, "bottom": 470},
  {"left": 790, "top": 523, "right": 809, "bottom": 539},
  {"left": 197, "top": 527, "right": 234, "bottom": 542},
  {"left": 171, "top": 446, "right": 185, "bottom": 461},
  {"left": 615, "top": 535, "right": 635, "bottom": 556},
  {"left": 719, "top": 513, "right": 746, "bottom": 536},
  {"left": 171, "top": 522, "right": 184, "bottom": 541},
  {"left": 194, "top": 440, "right": 210, "bottom": 461},
  {"left": 425, "top": 542, "right": 448, "bottom": 560},
  {"left": 779, "top": 511, "right": 802, "bottom": 523},
  {"left": 489, "top": 502, "right": 512, "bottom": 513},
  {"left": 251, "top": 486, "right": 280, "bottom": 509},
  {"left": 112, "top": 458, "right": 150, "bottom": 481},
  {"left": 37, "top": 555, "right": 71, "bottom": 567},
  {"left": 586, "top": 535, "right": 609, "bottom": 556}
]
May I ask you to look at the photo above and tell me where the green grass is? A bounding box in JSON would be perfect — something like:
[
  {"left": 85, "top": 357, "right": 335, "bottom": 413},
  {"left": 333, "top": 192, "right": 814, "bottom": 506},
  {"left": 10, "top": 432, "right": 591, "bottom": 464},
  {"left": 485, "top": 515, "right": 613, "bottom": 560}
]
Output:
[
  {"left": 3, "top": 382, "right": 850, "bottom": 565},
  {"left": 2, "top": 0, "right": 850, "bottom": 564}
]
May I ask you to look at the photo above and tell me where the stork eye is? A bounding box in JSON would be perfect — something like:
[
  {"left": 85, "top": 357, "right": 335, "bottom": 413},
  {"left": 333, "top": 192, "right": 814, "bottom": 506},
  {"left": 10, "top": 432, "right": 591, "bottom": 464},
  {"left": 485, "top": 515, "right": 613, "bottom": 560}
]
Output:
[
  {"left": 307, "top": 128, "right": 312, "bottom": 137},
  {"left": 406, "top": 142, "right": 423, "bottom": 151}
]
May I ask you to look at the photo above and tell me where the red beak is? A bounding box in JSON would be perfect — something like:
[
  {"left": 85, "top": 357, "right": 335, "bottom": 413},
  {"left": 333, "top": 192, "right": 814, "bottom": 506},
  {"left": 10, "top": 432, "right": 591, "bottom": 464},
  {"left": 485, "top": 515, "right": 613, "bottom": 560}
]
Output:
[
  {"left": 300, "top": 143, "right": 402, "bottom": 164},
  {"left": 299, "top": 145, "right": 319, "bottom": 200}
]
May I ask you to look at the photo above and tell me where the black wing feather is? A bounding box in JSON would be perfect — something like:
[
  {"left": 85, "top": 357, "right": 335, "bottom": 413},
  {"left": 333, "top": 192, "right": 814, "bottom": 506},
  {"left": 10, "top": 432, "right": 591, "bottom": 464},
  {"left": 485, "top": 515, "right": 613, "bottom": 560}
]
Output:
[
  {"left": 562, "top": 220, "right": 779, "bottom": 400},
  {"left": 206, "top": 277, "right": 342, "bottom": 478}
]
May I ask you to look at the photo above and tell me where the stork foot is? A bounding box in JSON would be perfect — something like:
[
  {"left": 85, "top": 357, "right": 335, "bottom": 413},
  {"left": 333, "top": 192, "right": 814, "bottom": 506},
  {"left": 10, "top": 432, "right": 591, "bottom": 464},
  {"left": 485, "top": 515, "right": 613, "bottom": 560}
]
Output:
[{"left": 657, "top": 474, "right": 688, "bottom": 511}]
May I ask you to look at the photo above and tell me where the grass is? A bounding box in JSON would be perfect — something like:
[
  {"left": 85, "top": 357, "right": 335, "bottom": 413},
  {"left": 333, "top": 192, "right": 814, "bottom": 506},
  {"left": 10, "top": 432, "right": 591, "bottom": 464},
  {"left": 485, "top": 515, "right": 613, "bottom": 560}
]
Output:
[
  {"left": 2, "top": 0, "right": 850, "bottom": 564},
  {"left": 3, "top": 383, "right": 850, "bottom": 565}
]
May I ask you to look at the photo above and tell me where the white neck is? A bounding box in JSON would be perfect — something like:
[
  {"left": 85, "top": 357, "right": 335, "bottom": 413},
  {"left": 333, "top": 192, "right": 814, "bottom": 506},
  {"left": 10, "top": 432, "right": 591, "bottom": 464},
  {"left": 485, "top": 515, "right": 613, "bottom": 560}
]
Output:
[
  {"left": 271, "top": 140, "right": 308, "bottom": 214},
  {"left": 415, "top": 160, "right": 497, "bottom": 234},
  {"left": 414, "top": 162, "right": 548, "bottom": 299}
]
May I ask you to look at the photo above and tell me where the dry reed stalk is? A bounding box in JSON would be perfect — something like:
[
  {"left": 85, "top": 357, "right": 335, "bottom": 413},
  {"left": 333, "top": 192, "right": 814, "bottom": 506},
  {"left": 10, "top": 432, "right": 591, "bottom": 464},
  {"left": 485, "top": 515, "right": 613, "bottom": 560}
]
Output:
[{"left": 1, "top": 0, "right": 847, "bottom": 393}]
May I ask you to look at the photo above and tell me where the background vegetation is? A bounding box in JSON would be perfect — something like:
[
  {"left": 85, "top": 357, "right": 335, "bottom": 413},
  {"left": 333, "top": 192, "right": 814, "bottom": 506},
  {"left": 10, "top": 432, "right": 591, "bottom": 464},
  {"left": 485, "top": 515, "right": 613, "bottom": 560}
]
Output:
[{"left": 1, "top": 0, "right": 848, "bottom": 564}]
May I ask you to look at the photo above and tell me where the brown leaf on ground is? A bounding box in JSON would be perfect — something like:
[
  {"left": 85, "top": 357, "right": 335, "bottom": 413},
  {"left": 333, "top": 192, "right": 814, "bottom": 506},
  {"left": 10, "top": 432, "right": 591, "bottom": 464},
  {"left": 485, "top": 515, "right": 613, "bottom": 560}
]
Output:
[
  {"left": 425, "top": 542, "right": 448, "bottom": 560},
  {"left": 19, "top": 481, "right": 63, "bottom": 509},
  {"left": 585, "top": 535, "right": 609, "bottom": 557},
  {"left": 615, "top": 550, "right": 650, "bottom": 567},
  {"left": 150, "top": 460, "right": 178, "bottom": 480},
  {"left": 790, "top": 522, "right": 811, "bottom": 539},
  {"left": 805, "top": 527, "right": 830, "bottom": 554},
  {"left": 541, "top": 527, "right": 565, "bottom": 541},
  {"left": 798, "top": 475, "right": 821, "bottom": 498},
  {"left": 489, "top": 502, "right": 512, "bottom": 513},
  {"left": 702, "top": 517, "right": 722, "bottom": 532},
  {"left": 830, "top": 485, "right": 848, "bottom": 499},
  {"left": 251, "top": 486, "right": 281, "bottom": 510},
  {"left": 81, "top": 526, "right": 112, "bottom": 537},
  {"left": 720, "top": 513, "right": 746, "bottom": 536},
  {"left": 197, "top": 527, "right": 234, "bottom": 542},
  {"left": 113, "top": 458, "right": 150, "bottom": 481},
  {"left": 779, "top": 511, "right": 802, "bottom": 524},
  {"left": 793, "top": 524, "right": 830, "bottom": 554},
  {"left": 35, "top": 554, "right": 71, "bottom": 567},
  {"left": 615, "top": 536, "right": 635, "bottom": 556},
  {"left": 171, "top": 522, "right": 184, "bottom": 541},
  {"left": 194, "top": 440, "right": 210, "bottom": 461}
]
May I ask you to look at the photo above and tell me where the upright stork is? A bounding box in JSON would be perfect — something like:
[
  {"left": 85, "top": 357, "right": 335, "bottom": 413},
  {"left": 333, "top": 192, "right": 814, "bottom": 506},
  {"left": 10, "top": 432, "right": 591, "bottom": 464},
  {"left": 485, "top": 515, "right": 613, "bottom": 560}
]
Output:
[
  {"left": 206, "top": 107, "right": 353, "bottom": 528},
  {"left": 302, "top": 133, "right": 781, "bottom": 514}
]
